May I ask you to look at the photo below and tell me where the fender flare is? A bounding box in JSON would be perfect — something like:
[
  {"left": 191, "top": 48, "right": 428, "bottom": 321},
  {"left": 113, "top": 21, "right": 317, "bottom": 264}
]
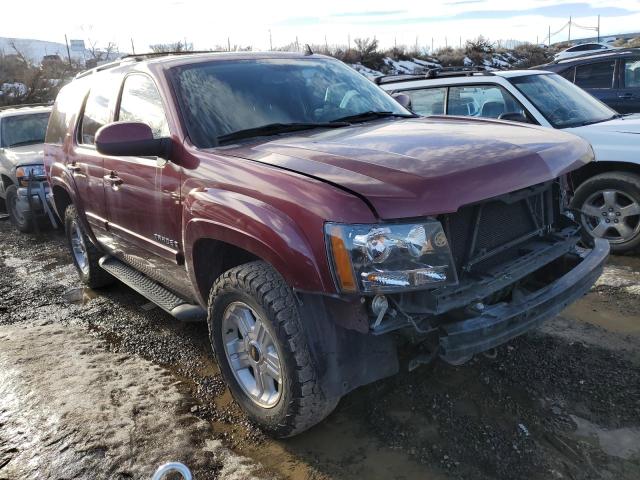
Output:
[{"left": 183, "top": 188, "right": 329, "bottom": 304}]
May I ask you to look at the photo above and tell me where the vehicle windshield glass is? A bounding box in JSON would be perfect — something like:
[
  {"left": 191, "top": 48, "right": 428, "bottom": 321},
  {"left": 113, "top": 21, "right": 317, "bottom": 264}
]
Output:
[
  {"left": 172, "top": 57, "right": 409, "bottom": 147},
  {"left": 509, "top": 73, "right": 616, "bottom": 128},
  {"left": 1, "top": 112, "right": 50, "bottom": 147}
]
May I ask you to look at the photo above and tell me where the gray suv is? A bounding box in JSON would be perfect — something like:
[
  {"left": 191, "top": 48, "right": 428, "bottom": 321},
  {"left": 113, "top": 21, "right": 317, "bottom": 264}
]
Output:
[{"left": 0, "top": 104, "right": 56, "bottom": 232}]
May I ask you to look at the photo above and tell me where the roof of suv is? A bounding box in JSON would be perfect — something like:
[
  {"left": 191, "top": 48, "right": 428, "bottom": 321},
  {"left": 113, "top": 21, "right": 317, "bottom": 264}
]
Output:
[
  {"left": 541, "top": 47, "right": 640, "bottom": 68},
  {"left": 376, "top": 69, "right": 549, "bottom": 88},
  {"left": 0, "top": 104, "right": 52, "bottom": 118},
  {"left": 75, "top": 51, "right": 329, "bottom": 79}
]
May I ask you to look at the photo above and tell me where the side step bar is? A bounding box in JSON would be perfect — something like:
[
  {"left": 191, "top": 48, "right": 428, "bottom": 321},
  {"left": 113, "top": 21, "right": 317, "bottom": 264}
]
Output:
[{"left": 99, "top": 256, "right": 206, "bottom": 322}]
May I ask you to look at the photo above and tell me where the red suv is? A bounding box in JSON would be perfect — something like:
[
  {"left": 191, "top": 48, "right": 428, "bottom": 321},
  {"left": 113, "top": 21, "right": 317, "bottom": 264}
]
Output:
[{"left": 45, "top": 52, "right": 607, "bottom": 437}]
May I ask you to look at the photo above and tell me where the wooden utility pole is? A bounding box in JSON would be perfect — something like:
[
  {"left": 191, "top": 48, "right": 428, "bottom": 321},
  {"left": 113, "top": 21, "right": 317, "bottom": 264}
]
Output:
[
  {"left": 431, "top": 37, "right": 434, "bottom": 53},
  {"left": 64, "top": 34, "right": 72, "bottom": 66},
  {"left": 269, "top": 30, "right": 273, "bottom": 51},
  {"left": 347, "top": 34, "right": 351, "bottom": 51},
  {"left": 131, "top": 38, "right": 135, "bottom": 55},
  {"left": 548, "top": 25, "right": 551, "bottom": 47},
  {"left": 227, "top": 37, "right": 231, "bottom": 52},
  {"left": 597, "top": 15, "right": 600, "bottom": 42},
  {"left": 568, "top": 16, "right": 572, "bottom": 41}
]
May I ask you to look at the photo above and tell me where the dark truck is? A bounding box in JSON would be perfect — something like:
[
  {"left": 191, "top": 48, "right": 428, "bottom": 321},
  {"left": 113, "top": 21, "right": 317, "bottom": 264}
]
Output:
[{"left": 45, "top": 52, "right": 607, "bottom": 437}]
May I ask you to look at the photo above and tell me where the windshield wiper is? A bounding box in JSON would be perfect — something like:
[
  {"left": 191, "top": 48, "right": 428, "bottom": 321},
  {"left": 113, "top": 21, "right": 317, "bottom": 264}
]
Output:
[
  {"left": 330, "top": 111, "right": 416, "bottom": 123},
  {"left": 217, "top": 122, "right": 350, "bottom": 143}
]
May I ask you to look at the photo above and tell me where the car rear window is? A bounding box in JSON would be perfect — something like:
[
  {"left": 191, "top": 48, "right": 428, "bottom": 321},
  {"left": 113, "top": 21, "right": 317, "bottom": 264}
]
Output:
[
  {"left": 623, "top": 58, "right": 640, "bottom": 88},
  {"left": 575, "top": 61, "right": 615, "bottom": 89}
]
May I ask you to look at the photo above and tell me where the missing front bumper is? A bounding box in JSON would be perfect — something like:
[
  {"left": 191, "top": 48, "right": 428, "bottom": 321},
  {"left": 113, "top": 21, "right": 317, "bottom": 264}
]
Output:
[{"left": 438, "top": 238, "right": 609, "bottom": 364}]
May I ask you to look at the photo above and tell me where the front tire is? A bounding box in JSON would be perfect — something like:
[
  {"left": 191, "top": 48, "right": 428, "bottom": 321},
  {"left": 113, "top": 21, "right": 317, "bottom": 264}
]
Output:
[
  {"left": 6, "top": 185, "right": 34, "bottom": 233},
  {"left": 207, "top": 261, "right": 338, "bottom": 437},
  {"left": 64, "top": 205, "right": 114, "bottom": 288},
  {"left": 572, "top": 172, "right": 640, "bottom": 254}
]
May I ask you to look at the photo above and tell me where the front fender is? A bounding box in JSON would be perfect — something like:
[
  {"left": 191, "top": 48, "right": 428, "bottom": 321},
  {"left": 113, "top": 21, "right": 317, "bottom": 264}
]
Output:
[{"left": 183, "top": 187, "right": 329, "bottom": 302}]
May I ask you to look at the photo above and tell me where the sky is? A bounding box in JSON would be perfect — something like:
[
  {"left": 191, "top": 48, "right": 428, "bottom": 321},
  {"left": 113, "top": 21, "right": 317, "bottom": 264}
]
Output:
[{"left": 4, "top": 0, "right": 640, "bottom": 52}]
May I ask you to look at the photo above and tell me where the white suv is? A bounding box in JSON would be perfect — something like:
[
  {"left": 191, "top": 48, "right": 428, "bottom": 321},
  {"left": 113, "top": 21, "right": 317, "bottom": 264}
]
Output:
[{"left": 379, "top": 69, "right": 640, "bottom": 254}]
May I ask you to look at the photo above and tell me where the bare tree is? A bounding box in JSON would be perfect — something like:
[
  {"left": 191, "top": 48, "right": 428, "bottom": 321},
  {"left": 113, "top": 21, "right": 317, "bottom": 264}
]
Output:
[
  {"left": 149, "top": 41, "right": 194, "bottom": 53},
  {"left": 87, "top": 40, "right": 117, "bottom": 62}
]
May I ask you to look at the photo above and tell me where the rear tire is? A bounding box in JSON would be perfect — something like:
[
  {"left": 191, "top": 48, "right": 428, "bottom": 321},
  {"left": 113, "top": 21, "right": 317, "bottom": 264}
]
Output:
[
  {"left": 572, "top": 172, "right": 640, "bottom": 255},
  {"left": 207, "top": 261, "right": 338, "bottom": 438},
  {"left": 6, "top": 185, "right": 34, "bottom": 233},
  {"left": 64, "top": 205, "right": 114, "bottom": 288}
]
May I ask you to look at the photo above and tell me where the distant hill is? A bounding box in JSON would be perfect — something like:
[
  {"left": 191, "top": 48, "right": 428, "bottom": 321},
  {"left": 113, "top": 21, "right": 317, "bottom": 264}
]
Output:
[{"left": 0, "top": 37, "right": 74, "bottom": 63}]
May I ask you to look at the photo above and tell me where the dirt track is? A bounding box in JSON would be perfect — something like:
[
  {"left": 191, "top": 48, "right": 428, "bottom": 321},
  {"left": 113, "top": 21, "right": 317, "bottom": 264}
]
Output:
[{"left": 1, "top": 221, "right": 639, "bottom": 480}]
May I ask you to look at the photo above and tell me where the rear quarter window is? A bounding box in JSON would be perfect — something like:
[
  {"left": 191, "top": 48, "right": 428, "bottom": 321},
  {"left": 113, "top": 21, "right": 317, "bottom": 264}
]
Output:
[
  {"left": 575, "top": 61, "right": 615, "bottom": 89},
  {"left": 45, "top": 82, "right": 88, "bottom": 145}
]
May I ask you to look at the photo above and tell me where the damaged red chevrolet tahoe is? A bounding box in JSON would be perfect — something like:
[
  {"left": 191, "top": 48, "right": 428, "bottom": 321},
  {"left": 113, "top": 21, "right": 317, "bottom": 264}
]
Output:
[{"left": 45, "top": 52, "right": 607, "bottom": 437}]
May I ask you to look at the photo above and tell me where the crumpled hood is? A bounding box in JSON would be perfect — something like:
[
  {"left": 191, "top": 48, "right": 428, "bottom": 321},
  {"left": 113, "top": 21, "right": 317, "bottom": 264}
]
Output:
[
  {"left": 0, "top": 143, "right": 45, "bottom": 167},
  {"left": 218, "top": 117, "right": 593, "bottom": 219},
  {"left": 565, "top": 114, "right": 640, "bottom": 163}
]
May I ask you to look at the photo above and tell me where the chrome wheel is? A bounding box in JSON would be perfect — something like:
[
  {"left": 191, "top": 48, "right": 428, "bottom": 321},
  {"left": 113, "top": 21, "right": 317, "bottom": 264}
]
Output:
[
  {"left": 221, "top": 301, "right": 283, "bottom": 408},
  {"left": 70, "top": 220, "right": 90, "bottom": 274},
  {"left": 581, "top": 189, "right": 640, "bottom": 244}
]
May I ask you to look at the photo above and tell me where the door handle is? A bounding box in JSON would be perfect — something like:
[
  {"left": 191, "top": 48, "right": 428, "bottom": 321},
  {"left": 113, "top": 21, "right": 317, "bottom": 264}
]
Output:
[
  {"left": 103, "top": 173, "right": 123, "bottom": 187},
  {"left": 67, "top": 162, "right": 82, "bottom": 173},
  {"left": 618, "top": 93, "right": 634, "bottom": 99}
]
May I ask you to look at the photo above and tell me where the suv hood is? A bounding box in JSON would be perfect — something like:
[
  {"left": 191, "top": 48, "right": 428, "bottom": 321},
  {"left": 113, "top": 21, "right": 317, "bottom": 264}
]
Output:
[
  {"left": 565, "top": 114, "right": 640, "bottom": 163},
  {"left": 0, "top": 143, "right": 45, "bottom": 168},
  {"left": 219, "top": 117, "right": 592, "bottom": 219}
]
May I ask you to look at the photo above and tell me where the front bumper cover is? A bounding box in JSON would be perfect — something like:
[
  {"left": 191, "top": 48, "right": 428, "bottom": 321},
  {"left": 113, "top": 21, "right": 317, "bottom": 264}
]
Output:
[
  {"left": 16, "top": 180, "right": 57, "bottom": 227},
  {"left": 438, "top": 238, "right": 609, "bottom": 364}
]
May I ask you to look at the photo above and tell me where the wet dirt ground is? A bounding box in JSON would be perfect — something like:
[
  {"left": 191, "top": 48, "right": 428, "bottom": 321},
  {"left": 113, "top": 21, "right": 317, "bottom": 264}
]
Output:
[{"left": 1, "top": 221, "right": 639, "bottom": 480}]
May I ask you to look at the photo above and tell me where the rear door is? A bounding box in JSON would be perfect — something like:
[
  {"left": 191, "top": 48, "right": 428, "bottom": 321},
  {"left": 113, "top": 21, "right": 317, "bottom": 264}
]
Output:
[
  {"left": 102, "top": 73, "right": 188, "bottom": 295},
  {"left": 616, "top": 56, "right": 640, "bottom": 113},
  {"left": 70, "top": 76, "right": 117, "bottom": 237},
  {"left": 574, "top": 60, "right": 618, "bottom": 108}
]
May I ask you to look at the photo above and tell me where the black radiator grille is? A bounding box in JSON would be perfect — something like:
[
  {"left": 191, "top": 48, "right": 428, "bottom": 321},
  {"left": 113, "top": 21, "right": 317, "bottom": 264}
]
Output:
[{"left": 444, "top": 182, "right": 554, "bottom": 274}]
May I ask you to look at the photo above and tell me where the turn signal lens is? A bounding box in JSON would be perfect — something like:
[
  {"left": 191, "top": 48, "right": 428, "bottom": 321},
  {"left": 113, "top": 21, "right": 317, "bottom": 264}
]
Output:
[{"left": 328, "top": 225, "right": 357, "bottom": 293}]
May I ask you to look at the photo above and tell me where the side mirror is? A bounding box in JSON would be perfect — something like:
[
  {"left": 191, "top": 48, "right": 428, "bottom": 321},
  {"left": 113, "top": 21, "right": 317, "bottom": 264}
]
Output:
[
  {"left": 95, "top": 121, "right": 172, "bottom": 158},
  {"left": 392, "top": 93, "right": 413, "bottom": 111},
  {"left": 498, "top": 112, "right": 530, "bottom": 123}
]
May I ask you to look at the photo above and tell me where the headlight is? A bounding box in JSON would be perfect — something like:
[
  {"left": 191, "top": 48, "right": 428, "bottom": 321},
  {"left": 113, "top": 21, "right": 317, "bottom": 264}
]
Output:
[
  {"left": 325, "top": 220, "right": 458, "bottom": 293},
  {"left": 15, "top": 164, "right": 46, "bottom": 186}
]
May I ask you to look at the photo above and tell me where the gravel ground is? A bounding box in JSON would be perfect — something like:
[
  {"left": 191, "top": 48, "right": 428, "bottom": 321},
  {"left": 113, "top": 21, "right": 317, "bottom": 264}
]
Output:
[{"left": 0, "top": 220, "right": 639, "bottom": 480}]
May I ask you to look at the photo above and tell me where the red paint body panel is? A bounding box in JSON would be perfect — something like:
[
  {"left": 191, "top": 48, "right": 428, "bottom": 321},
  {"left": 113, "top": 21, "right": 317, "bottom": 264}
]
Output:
[{"left": 45, "top": 53, "right": 595, "bottom": 304}]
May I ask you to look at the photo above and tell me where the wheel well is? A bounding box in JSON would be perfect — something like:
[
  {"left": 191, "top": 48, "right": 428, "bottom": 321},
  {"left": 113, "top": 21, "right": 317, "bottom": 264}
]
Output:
[
  {"left": 1, "top": 174, "right": 13, "bottom": 192},
  {"left": 52, "top": 185, "right": 73, "bottom": 220},
  {"left": 570, "top": 162, "right": 640, "bottom": 190},
  {"left": 192, "top": 238, "right": 260, "bottom": 301}
]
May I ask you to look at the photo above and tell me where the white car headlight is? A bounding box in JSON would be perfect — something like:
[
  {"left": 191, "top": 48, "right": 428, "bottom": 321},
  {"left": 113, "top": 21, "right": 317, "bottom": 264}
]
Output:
[
  {"left": 15, "top": 164, "right": 46, "bottom": 186},
  {"left": 326, "top": 220, "right": 458, "bottom": 293}
]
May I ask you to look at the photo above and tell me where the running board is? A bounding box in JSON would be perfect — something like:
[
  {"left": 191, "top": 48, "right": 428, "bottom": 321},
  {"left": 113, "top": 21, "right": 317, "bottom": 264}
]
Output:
[{"left": 98, "top": 256, "right": 205, "bottom": 322}]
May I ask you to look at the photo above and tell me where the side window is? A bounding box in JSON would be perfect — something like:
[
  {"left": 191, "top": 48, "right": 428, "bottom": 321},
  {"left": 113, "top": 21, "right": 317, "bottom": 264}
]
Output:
[
  {"left": 46, "top": 82, "right": 87, "bottom": 145},
  {"left": 623, "top": 58, "right": 640, "bottom": 89},
  {"left": 448, "top": 85, "right": 525, "bottom": 119},
  {"left": 81, "top": 80, "right": 113, "bottom": 145},
  {"left": 575, "top": 61, "right": 615, "bottom": 89},
  {"left": 559, "top": 67, "right": 575, "bottom": 82},
  {"left": 117, "top": 75, "right": 169, "bottom": 138},
  {"left": 398, "top": 87, "right": 446, "bottom": 116}
]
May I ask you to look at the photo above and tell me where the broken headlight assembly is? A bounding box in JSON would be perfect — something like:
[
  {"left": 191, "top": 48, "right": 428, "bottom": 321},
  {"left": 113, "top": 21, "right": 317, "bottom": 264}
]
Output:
[
  {"left": 325, "top": 220, "right": 458, "bottom": 293},
  {"left": 15, "top": 164, "right": 46, "bottom": 187}
]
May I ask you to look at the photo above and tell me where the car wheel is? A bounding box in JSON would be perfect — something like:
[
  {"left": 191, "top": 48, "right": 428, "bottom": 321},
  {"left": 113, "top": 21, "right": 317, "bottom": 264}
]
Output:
[
  {"left": 6, "top": 185, "right": 34, "bottom": 233},
  {"left": 64, "top": 204, "right": 114, "bottom": 288},
  {"left": 572, "top": 172, "right": 640, "bottom": 254},
  {"left": 207, "top": 260, "right": 339, "bottom": 437}
]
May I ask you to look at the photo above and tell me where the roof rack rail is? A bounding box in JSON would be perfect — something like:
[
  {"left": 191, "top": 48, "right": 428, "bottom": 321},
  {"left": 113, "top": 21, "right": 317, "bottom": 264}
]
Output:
[
  {"left": 121, "top": 50, "right": 220, "bottom": 61},
  {"left": 74, "top": 50, "right": 223, "bottom": 79},
  {"left": 0, "top": 102, "right": 53, "bottom": 112},
  {"left": 374, "top": 66, "right": 494, "bottom": 85},
  {"left": 553, "top": 47, "right": 640, "bottom": 64}
]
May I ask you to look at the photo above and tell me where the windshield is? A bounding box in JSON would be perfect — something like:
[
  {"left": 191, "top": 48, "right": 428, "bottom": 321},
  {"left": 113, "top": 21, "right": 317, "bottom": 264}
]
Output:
[
  {"left": 509, "top": 73, "right": 616, "bottom": 128},
  {"left": 172, "top": 57, "right": 409, "bottom": 147},
  {"left": 1, "top": 112, "right": 50, "bottom": 148}
]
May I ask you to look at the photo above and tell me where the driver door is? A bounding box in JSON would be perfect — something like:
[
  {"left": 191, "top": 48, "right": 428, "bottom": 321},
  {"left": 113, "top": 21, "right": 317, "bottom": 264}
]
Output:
[{"left": 103, "top": 73, "right": 189, "bottom": 295}]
